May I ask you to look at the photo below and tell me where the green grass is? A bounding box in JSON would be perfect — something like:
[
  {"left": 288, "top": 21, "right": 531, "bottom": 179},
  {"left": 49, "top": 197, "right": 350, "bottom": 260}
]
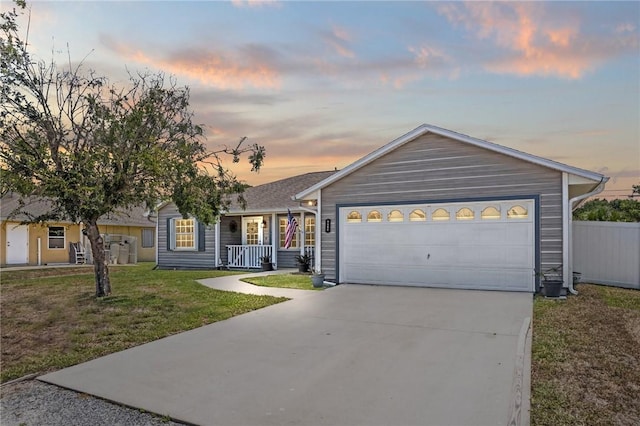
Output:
[
  {"left": 599, "top": 285, "right": 640, "bottom": 310},
  {"left": 241, "top": 273, "right": 322, "bottom": 291},
  {"left": 0, "top": 264, "right": 287, "bottom": 383},
  {"left": 531, "top": 284, "right": 640, "bottom": 425}
]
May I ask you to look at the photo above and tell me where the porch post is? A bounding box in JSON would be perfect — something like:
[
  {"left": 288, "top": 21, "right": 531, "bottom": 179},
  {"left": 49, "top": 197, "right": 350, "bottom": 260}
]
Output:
[
  {"left": 300, "top": 211, "right": 305, "bottom": 256},
  {"left": 214, "top": 221, "right": 220, "bottom": 268},
  {"left": 271, "top": 212, "right": 277, "bottom": 269},
  {"left": 315, "top": 191, "right": 321, "bottom": 273}
]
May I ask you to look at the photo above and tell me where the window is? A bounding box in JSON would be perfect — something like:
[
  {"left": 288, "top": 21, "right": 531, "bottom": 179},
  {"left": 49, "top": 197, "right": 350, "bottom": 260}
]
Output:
[
  {"left": 304, "top": 217, "right": 315, "bottom": 247},
  {"left": 456, "top": 207, "right": 474, "bottom": 221},
  {"left": 174, "top": 218, "right": 196, "bottom": 249},
  {"left": 409, "top": 209, "right": 426, "bottom": 221},
  {"left": 387, "top": 210, "right": 404, "bottom": 222},
  {"left": 347, "top": 211, "right": 362, "bottom": 223},
  {"left": 432, "top": 208, "right": 450, "bottom": 221},
  {"left": 48, "top": 226, "right": 65, "bottom": 249},
  {"left": 279, "top": 217, "right": 298, "bottom": 249},
  {"left": 507, "top": 205, "right": 528, "bottom": 219},
  {"left": 481, "top": 206, "right": 501, "bottom": 220},
  {"left": 367, "top": 210, "right": 382, "bottom": 222},
  {"left": 142, "top": 229, "right": 154, "bottom": 248}
]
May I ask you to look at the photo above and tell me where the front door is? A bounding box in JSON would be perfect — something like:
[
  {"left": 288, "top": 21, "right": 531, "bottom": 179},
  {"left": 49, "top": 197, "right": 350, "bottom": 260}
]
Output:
[
  {"left": 6, "top": 224, "right": 29, "bottom": 264},
  {"left": 242, "top": 216, "right": 264, "bottom": 245}
]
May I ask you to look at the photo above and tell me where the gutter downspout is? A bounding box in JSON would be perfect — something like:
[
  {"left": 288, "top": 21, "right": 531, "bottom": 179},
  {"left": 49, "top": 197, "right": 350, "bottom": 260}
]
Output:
[
  {"left": 154, "top": 216, "right": 159, "bottom": 267},
  {"left": 567, "top": 177, "right": 607, "bottom": 295}
]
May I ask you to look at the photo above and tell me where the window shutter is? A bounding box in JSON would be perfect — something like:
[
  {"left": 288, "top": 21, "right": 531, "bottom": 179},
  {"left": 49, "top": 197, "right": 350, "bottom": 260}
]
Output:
[
  {"left": 198, "top": 221, "right": 206, "bottom": 252},
  {"left": 166, "top": 218, "right": 173, "bottom": 251}
]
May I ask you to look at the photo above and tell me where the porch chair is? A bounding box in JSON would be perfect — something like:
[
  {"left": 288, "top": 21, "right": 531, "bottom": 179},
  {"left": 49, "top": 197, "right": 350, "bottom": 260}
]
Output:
[{"left": 72, "top": 242, "right": 86, "bottom": 264}]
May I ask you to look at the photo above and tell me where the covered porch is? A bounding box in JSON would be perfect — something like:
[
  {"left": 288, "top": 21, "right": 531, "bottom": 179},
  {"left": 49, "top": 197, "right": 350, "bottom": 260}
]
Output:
[
  {"left": 226, "top": 244, "right": 315, "bottom": 269},
  {"left": 221, "top": 211, "right": 317, "bottom": 270}
]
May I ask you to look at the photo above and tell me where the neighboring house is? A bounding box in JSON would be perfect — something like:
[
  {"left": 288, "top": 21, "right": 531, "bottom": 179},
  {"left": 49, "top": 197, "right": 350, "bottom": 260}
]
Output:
[
  {"left": 158, "top": 124, "right": 608, "bottom": 294},
  {"left": 0, "top": 195, "right": 157, "bottom": 267}
]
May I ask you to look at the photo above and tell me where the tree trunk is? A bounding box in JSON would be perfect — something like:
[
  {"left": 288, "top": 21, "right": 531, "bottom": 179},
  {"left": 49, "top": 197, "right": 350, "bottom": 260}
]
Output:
[{"left": 85, "top": 220, "right": 111, "bottom": 297}]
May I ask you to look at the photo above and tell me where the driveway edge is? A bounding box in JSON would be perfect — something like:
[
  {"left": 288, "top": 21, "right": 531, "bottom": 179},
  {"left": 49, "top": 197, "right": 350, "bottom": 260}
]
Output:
[{"left": 507, "top": 316, "right": 531, "bottom": 426}]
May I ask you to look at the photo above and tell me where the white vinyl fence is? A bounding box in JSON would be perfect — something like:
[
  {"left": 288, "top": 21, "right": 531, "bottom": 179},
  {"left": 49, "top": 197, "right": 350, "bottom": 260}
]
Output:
[{"left": 573, "top": 221, "right": 640, "bottom": 289}]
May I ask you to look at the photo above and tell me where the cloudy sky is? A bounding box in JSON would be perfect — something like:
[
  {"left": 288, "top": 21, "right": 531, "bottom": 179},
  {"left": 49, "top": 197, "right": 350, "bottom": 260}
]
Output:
[{"left": 7, "top": 1, "right": 640, "bottom": 197}]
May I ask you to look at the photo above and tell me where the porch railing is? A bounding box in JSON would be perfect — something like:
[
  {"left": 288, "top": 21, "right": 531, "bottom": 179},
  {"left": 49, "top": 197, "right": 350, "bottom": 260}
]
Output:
[
  {"left": 304, "top": 246, "right": 314, "bottom": 263},
  {"left": 227, "top": 245, "right": 274, "bottom": 269}
]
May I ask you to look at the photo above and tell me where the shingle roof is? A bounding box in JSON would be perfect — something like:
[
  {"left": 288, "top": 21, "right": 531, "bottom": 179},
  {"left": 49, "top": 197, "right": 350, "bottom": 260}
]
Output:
[
  {"left": 228, "top": 171, "right": 337, "bottom": 213},
  {"left": 0, "top": 194, "right": 156, "bottom": 226}
]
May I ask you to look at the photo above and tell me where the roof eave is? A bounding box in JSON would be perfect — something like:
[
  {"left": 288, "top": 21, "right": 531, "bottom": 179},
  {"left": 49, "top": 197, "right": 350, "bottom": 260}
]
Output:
[{"left": 294, "top": 123, "right": 607, "bottom": 199}]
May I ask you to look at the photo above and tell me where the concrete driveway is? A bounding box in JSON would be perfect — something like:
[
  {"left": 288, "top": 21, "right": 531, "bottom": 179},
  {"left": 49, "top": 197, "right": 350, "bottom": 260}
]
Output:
[{"left": 40, "top": 282, "right": 532, "bottom": 426}]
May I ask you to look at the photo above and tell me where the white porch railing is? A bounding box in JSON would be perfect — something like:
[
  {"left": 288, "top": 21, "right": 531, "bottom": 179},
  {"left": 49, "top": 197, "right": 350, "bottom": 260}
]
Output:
[{"left": 227, "top": 245, "right": 274, "bottom": 269}]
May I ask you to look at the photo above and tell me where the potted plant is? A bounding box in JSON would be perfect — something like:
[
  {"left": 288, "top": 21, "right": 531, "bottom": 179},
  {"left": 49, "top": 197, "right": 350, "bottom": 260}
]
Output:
[
  {"left": 537, "top": 266, "right": 563, "bottom": 297},
  {"left": 260, "top": 255, "right": 273, "bottom": 271},
  {"left": 295, "top": 254, "right": 311, "bottom": 273},
  {"left": 310, "top": 268, "right": 325, "bottom": 288}
]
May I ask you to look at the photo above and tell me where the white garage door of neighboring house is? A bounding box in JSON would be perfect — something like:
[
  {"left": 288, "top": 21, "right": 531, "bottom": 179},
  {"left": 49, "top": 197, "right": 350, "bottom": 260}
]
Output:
[
  {"left": 6, "top": 224, "right": 29, "bottom": 265},
  {"left": 339, "top": 200, "right": 535, "bottom": 292}
]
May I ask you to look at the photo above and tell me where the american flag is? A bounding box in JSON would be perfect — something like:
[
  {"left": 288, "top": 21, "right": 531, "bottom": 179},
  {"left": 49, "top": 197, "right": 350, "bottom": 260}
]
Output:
[{"left": 284, "top": 209, "right": 298, "bottom": 249}]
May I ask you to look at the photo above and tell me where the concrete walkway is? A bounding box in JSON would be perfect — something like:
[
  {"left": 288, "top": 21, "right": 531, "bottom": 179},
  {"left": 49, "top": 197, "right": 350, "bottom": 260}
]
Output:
[
  {"left": 40, "top": 276, "right": 532, "bottom": 426},
  {"left": 198, "top": 268, "right": 321, "bottom": 299}
]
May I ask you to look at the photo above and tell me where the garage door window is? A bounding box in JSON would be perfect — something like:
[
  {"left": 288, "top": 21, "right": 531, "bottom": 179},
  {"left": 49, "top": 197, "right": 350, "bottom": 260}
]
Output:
[
  {"left": 481, "top": 206, "right": 501, "bottom": 220},
  {"left": 456, "top": 207, "right": 474, "bottom": 221},
  {"left": 507, "top": 205, "right": 528, "bottom": 219},
  {"left": 432, "top": 208, "right": 450, "bottom": 221},
  {"left": 367, "top": 210, "right": 382, "bottom": 222},
  {"left": 409, "top": 209, "right": 426, "bottom": 221},
  {"left": 347, "top": 211, "right": 362, "bottom": 222},
  {"left": 387, "top": 210, "right": 404, "bottom": 222}
]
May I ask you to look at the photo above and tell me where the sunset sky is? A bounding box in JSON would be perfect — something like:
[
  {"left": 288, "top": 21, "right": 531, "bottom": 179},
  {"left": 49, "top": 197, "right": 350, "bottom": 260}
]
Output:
[{"left": 6, "top": 1, "right": 640, "bottom": 198}]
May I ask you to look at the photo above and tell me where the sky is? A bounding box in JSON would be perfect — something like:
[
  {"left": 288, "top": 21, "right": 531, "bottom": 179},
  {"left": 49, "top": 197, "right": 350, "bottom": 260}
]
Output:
[{"left": 5, "top": 0, "right": 640, "bottom": 198}]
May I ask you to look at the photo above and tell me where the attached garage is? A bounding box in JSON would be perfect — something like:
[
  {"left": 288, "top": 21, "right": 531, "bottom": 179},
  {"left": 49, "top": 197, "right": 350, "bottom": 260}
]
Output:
[
  {"left": 295, "top": 124, "right": 608, "bottom": 294},
  {"left": 339, "top": 199, "right": 535, "bottom": 291}
]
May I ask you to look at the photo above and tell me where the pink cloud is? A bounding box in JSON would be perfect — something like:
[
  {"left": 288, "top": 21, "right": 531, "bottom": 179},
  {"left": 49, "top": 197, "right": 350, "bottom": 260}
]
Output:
[
  {"left": 101, "top": 36, "right": 280, "bottom": 90},
  {"left": 323, "top": 24, "right": 356, "bottom": 59},
  {"left": 380, "top": 45, "right": 458, "bottom": 88},
  {"left": 409, "top": 45, "right": 448, "bottom": 68},
  {"left": 379, "top": 71, "right": 421, "bottom": 90},
  {"left": 437, "top": 2, "right": 639, "bottom": 79}
]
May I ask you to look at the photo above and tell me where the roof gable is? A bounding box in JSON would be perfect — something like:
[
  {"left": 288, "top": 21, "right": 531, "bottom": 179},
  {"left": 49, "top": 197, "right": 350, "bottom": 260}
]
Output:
[{"left": 295, "top": 124, "right": 607, "bottom": 200}]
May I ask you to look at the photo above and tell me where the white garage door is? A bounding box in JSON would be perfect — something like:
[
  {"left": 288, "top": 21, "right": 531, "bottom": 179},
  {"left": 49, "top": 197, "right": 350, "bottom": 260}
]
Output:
[{"left": 339, "top": 200, "right": 535, "bottom": 292}]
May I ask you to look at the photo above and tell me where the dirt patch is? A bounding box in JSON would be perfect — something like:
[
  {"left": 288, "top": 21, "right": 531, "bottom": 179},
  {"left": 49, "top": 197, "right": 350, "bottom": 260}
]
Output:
[{"left": 531, "top": 284, "right": 640, "bottom": 425}]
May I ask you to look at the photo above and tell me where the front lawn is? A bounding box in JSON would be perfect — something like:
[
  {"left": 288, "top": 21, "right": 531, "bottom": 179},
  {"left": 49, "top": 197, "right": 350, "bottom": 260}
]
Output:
[
  {"left": 241, "top": 273, "right": 322, "bottom": 291},
  {"left": 531, "top": 284, "right": 640, "bottom": 425},
  {"left": 0, "top": 264, "right": 287, "bottom": 383}
]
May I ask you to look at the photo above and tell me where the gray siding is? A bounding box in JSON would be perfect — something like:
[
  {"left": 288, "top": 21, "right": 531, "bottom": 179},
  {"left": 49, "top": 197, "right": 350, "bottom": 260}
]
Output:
[
  {"left": 277, "top": 250, "right": 300, "bottom": 268},
  {"left": 320, "top": 133, "right": 563, "bottom": 282},
  {"left": 219, "top": 216, "right": 242, "bottom": 265},
  {"left": 157, "top": 203, "right": 217, "bottom": 269}
]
